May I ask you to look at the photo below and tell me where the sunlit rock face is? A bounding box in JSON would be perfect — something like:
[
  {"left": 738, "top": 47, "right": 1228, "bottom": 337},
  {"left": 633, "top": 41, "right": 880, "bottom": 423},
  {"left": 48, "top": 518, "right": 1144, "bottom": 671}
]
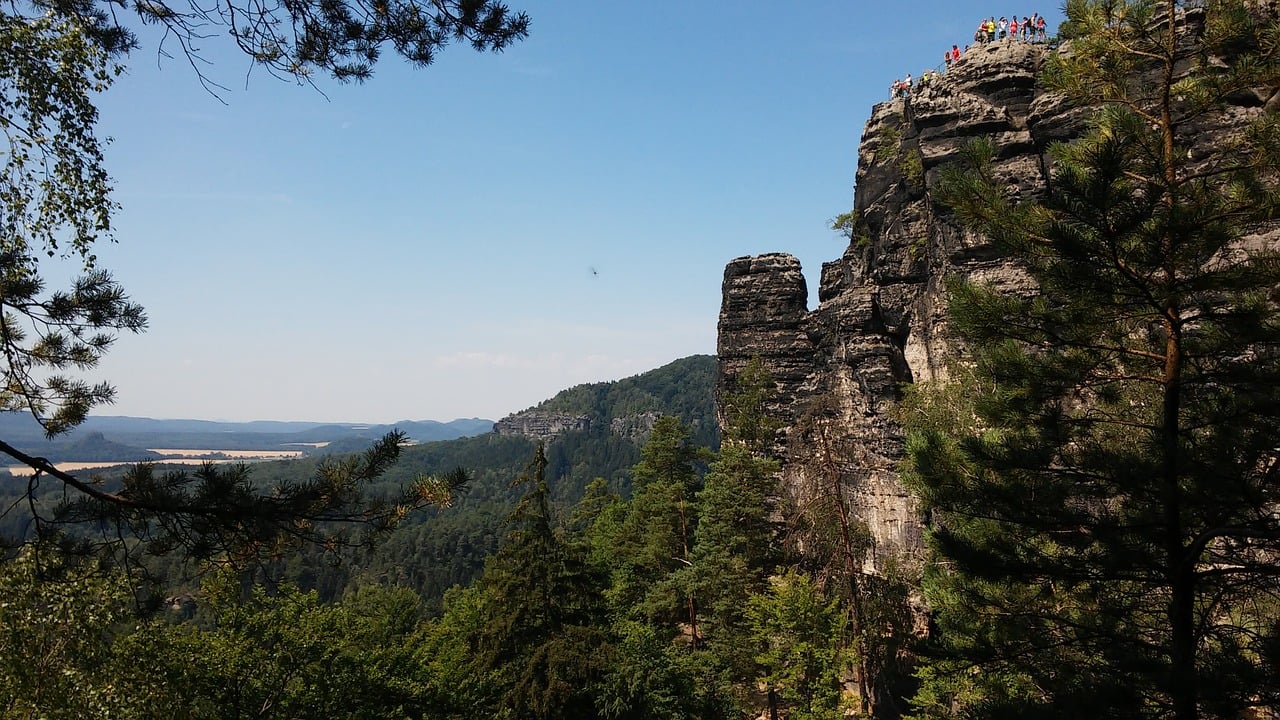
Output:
[
  {"left": 493, "top": 411, "right": 591, "bottom": 441},
  {"left": 718, "top": 23, "right": 1279, "bottom": 573}
]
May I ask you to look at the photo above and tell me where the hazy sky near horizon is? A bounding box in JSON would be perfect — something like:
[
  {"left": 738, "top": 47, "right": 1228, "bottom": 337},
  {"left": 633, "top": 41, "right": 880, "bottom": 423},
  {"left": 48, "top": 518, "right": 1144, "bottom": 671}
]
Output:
[{"left": 73, "top": 1, "right": 1063, "bottom": 424}]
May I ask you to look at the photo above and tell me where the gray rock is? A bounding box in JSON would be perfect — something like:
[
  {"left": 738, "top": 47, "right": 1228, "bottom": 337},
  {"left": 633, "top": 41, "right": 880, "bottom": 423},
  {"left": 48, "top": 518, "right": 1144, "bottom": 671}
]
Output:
[
  {"left": 492, "top": 411, "right": 591, "bottom": 441},
  {"left": 718, "top": 28, "right": 1280, "bottom": 577}
]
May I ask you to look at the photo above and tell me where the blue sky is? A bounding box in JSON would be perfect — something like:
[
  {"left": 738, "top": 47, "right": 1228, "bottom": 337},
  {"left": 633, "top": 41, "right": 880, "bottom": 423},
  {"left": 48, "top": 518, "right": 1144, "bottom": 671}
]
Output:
[{"left": 77, "top": 1, "right": 1063, "bottom": 423}]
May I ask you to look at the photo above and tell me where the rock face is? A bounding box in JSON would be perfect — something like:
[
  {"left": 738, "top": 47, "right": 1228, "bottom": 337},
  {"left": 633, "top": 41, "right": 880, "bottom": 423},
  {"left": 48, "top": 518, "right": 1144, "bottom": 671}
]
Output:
[
  {"left": 610, "top": 411, "right": 664, "bottom": 442},
  {"left": 718, "top": 29, "right": 1278, "bottom": 573},
  {"left": 493, "top": 409, "right": 672, "bottom": 443},
  {"left": 492, "top": 411, "right": 591, "bottom": 442},
  {"left": 719, "top": 40, "right": 1068, "bottom": 572}
]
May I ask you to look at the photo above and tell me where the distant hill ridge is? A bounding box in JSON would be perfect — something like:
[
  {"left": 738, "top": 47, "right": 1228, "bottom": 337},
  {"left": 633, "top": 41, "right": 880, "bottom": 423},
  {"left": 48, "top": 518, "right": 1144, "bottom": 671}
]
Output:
[
  {"left": 0, "top": 414, "right": 495, "bottom": 464},
  {"left": 252, "top": 354, "right": 720, "bottom": 607}
]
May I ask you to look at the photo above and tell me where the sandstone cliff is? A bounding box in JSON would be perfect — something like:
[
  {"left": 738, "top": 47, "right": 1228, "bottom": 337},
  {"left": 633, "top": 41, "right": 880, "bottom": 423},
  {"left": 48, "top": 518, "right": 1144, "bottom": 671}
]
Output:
[
  {"left": 718, "top": 25, "right": 1278, "bottom": 573},
  {"left": 492, "top": 411, "right": 592, "bottom": 442}
]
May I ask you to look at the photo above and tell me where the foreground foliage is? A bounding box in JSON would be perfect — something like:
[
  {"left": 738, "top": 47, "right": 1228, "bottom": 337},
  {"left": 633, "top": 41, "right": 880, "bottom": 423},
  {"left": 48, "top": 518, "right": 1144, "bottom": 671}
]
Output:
[
  {"left": 2, "top": 485, "right": 606, "bottom": 719},
  {"left": 0, "top": 0, "right": 530, "bottom": 564},
  {"left": 904, "top": 1, "right": 1280, "bottom": 718},
  {"left": 0, "top": 365, "right": 870, "bottom": 718}
]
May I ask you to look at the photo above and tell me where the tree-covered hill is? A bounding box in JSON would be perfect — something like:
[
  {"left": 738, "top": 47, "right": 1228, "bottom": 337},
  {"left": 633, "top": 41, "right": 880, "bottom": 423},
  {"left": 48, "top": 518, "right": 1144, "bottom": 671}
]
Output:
[
  {"left": 250, "top": 355, "right": 719, "bottom": 610},
  {"left": 521, "top": 355, "right": 717, "bottom": 438}
]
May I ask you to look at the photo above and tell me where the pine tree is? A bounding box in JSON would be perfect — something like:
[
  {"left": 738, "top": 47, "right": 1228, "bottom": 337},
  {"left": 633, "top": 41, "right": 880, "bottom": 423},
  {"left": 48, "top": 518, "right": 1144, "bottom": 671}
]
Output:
[
  {"left": 608, "top": 417, "right": 710, "bottom": 639},
  {"left": 472, "top": 444, "right": 611, "bottom": 720},
  {"left": 789, "top": 395, "right": 905, "bottom": 719},
  {"left": 903, "top": 2, "right": 1280, "bottom": 718},
  {"left": 681, "top": 360, "right": 783, "bottom": 706},
  {"left": 747, "top": 570, "right": 851, "bottom": 720}
]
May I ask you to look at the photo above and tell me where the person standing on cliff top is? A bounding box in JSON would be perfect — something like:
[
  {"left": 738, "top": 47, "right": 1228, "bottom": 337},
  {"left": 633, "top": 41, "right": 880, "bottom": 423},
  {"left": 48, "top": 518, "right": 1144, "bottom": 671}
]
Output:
[
  {"left": 1010, "top": 16, "right": 1019, "bottom": 40},
  {"left": 952, "top": 44, "right": 961, "bottom": 62}
]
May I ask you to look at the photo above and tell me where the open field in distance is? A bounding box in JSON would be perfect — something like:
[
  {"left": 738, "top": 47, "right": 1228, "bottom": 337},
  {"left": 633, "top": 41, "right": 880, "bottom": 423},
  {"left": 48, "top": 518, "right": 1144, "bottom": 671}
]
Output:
[
  {"left": 148, "top": 449, "right": 307, "bottom": 458},
  {"left": 4, "top": 447, "right": 313, "bottom": 476}
]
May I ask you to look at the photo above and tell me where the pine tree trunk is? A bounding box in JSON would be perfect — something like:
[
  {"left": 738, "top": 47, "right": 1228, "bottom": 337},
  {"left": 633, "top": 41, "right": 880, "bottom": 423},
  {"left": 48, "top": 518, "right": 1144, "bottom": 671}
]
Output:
[{"left": 1159, "top": 3, "right": 1198, "bottom": 715}]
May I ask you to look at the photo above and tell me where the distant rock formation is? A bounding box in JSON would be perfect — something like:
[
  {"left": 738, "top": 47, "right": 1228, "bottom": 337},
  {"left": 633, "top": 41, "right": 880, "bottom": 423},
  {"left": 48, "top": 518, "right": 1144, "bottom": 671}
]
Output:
[
  {"left": 718, "top": 25, "right": 1279, "bottom": 573},
  {"left": 492, "top": 411, "right": 592, "bottom": 442},
  {"left": 492, "top": 409, "right": 676, "bottom": 444},
  {"left": 610, "top": 411, "right": 664, "bottom": 442}
]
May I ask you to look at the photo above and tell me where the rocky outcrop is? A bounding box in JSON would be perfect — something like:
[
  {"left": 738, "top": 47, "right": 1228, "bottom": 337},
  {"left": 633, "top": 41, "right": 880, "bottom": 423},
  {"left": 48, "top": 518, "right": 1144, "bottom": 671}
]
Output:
[
  {"left": 720, "top": 40, "right": 1070, "bottom": 572},
  {"left": 492, "top": 412, "right": 591, "bottom": 442},
  {"left": 718, "top": 27, "right": 1278, "bottom": 573},
  {"left": 610, "top": 411, "right": 664, "bottom": 442},
  {"left": 494, "top": 409, "right": 679, "bottom": 443}
]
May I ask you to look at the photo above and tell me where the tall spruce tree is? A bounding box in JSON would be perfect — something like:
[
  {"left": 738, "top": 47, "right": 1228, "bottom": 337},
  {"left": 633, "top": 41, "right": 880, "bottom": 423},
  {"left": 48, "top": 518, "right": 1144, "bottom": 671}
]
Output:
[
  {"left": 682, "top": 359, "right": 783, "bottom": 704},
  {"left": 608, "top": 417, "right": 709, "bottom": 638},
  {"left": 903, "top": 2, "right": 1280, "bottom": 718},
  {"left": 471, "top": 444, "right": 611, "bottom": 720}
]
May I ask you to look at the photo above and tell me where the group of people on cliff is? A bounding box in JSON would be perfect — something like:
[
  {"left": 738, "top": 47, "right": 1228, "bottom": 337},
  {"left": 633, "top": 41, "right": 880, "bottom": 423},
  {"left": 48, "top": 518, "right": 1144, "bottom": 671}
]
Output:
[
  {"left": 891, "top": 12, "right": 1052, "bottom": 101},
  {"left": 971, "top": 13, "right": 1049, "bottom": 45}
]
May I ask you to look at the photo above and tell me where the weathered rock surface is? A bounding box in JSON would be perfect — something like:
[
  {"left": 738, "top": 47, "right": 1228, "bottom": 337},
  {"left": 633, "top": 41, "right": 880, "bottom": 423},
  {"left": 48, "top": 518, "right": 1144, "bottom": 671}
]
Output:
[
  {"left": 718, "top": 27, "right": 1279, "bottom": 573},
  {"left": 494, "top": 409, "right": 676, "bottom": 443},
  {"left": 610, "top": 411, "right": 664, "bottom": 442},
  {"left": 492, "top": 411, "right": 591, "bottom": 441},
  {"left": 719, "top": 40, "right": 1070, "bottom": 572}
]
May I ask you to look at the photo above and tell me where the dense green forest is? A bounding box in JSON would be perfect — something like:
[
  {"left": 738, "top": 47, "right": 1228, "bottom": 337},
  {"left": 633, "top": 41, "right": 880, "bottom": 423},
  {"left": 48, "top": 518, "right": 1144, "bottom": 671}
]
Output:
[
  {"left": 3, "top": 360, "right": 876, "bottom": 719},
  {"left": 527, "top": 354, "right": 719, "bottom": 443},
  {"left": 244, "top": 355, "right": 720, "bottom": 609},
  {"left": 0, "top": 356, "right": 720, "bottom": 613}
]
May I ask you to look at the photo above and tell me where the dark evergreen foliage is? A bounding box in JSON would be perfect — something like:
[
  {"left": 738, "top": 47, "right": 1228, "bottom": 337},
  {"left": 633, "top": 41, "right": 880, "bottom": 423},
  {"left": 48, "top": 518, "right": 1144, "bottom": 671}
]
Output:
[
  {"left": 423, "top": 444, "right": 613, "bottom": 720},
  {"left": 242, "top": 357, "right": 718, "bottom": 608},
  {"left": 24, "top": 0, "right": 529, "bottom": 84},
  {"left": 49, "top": 430, "right": 470, "bottom": 565},
  {"left": 904, "top": 2, "right": 1280, "bottom": 717}
]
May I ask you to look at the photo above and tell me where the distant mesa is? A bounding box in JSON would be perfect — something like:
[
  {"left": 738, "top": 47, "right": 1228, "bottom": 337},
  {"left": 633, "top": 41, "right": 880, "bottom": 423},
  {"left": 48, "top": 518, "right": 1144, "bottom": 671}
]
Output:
[{"left": 492, "top": 410, "right": 667, "bottom": 443}]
